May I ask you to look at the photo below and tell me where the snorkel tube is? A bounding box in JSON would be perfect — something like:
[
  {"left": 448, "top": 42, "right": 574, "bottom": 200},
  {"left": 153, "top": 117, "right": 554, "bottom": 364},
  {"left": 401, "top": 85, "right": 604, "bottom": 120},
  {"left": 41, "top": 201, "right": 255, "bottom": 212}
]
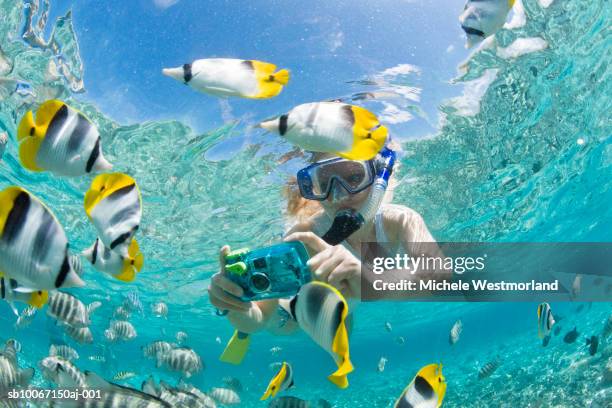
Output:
[{"left": 322, "top": 146, "right": 396, "bottom": 245}]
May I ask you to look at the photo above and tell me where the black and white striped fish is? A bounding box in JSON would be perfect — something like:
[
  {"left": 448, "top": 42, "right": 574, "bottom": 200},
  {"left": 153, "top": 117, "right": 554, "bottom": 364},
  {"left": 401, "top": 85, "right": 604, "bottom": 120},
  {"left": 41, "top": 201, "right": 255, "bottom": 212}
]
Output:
[
  {"left": 209, "top": 387, "right": 240, "bottom": 405},
  {"left": 65, "top": 325, "right": 93, "bottom": 344},
  {"left": 83, "top": 238, "right": 144, "bottom": 283},
  {"left": 292, "top": 281, "right": 353, "bottom": 388},
  {"left": 478, "top": 359, "right": 501, "bottom": 379},
  {"left": 394, "top": 363, "right": 446, "bottom": 408},
  {"left": 113, "top": 371, "right": 137, "bottom": 381},
  {"left": 537, "top": 302, "right": 555, "bottom": 344},
  {"left": 0, "top": 186, "right": 84, "bottom": 291},
  {"left": 84, "top": 173, "right": 142, "bottom": 257},
  {"left": 17, "top": 99, "right": 112, "bottom": 176},
  {"left": 47, "top": 291, "right": 91, "bottom": 328},
  {"left": 15, "top": 305, "right": 37, "bottom": 329},
  {"left": 0, "top": 274, "right": 48, "bottom": 313},
  {"left": 449, "top": 320, "right": 463, "bottom": 345},
  {"left": 114, "top": 305, "right": 131, "bottom": 320},
  {"left": 142, "top": 341, "right": 174, "bottom": 359},
  {"left": 177, "top": 380, "right": 217, "bottom": 407},
  {"left": 51, "top": 371, "right": 171, "bottom": 408},
  {"left": 0, "top": 344, "right": 33, "bottom": 393},
  {"left": 40, "top": 356, "right": 87, "bottom": 388},
  {"left": 110, "top": 320, "right": 138, "bottom": 341},
  {"left": 156, "top": 347, "right": 203, "bottom": 378},
  {"left": 152, "top": 302, "right": 168, "bottom": 318},
  {"left": 49, "top": 344, "right": 79, "bottom": 361}
]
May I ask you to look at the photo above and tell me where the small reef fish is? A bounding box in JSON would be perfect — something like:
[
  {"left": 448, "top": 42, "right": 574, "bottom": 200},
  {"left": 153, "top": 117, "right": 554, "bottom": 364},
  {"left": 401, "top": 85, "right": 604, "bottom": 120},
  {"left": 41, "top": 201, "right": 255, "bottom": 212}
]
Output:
[
  {"left": 0, "top": 186, "right": 84, "bottom": 290},
  {"left": 49, "top": 344, "right": 79, "bottom": 361},
  {"left": 177, "top": 379, "right": 217, "bottom": 407},
  {"left": 385, "top": 321, "right": 392, "bottom": 332},
  {"left": 109, "top": 320, "right": 137, "bottom": 341},
  {"left": 478, "top": 360, "right": 500, "bottom": 379},
  {"left": 84, "top": 172, "right": 142, "bottom": 257},
  {"left": 82, "top": 238, "right": 144, "bottom": 282},
  {"left": 143, "top": 341, "right": 174, "bottom": 359},
  {"left": 104, "top": 329, "right": 117, "bottom": 342},
  {"left": 459, "top": 0, "right": 516, "bottom": 48},
  {"left": 449, "top": 320, "right": 463, "bottom": 345},
  {"left": 17, "top": 99, "right": 112, "bottom": 176},
  {"left": 396, "top": 336, "right": 406, "bottom": 345},
  {"left": 586, "top": 335, "right": 599, "bottom": 356},
  {"left": 50, "top": 371, "right": 172, "bottom": 408},
  {"left": 65, "top": 326, "right": 93, "bottom": 344},
  {"left": 268, "top": 397, "right": 333, "bottom": 408},
  {"left": 563, "top": 327, "right": 579, "bottom": 344},
  {"left": 113, "top": 371, "right": 137, "bottom": 381},
  {"left": 293, "top": 281, "right": 353, "bottom": 388},
  {"left": 209, "top": 387, "right": 240, "bottom": 405},
  {"left": 377, "top": 357, "right": 387, "bottom": 373},
  {"left": 156, "top": 347, "right": 203, "bottom": 378},
  {"left": 259, "top": 102, "right": 388, "bottom": 161},
  {"left": 88, "top": 355, "right": 106, "bottom": 363},
  {"left": 114, "top": 305, "right": 131, "bottom": 320},
  {"left": 0, "top": 340, "right": 34, "bottom": 393},
  {"left": 571, "top": 275, "right": 582, "bottom": 299},
  {"left": 1, "top": 274, "right": 48, "bottom": 312},
  {"left": 14, "top": 305, "right": 37, "bottom": 329},
  {"left": 261, "top": 362, "right": 294, "bottom": 400},
  {"left": 163, "top": 58, "right": 290, "bottom": 99},
  {"left": 270, "top": 346, "right": 282, "bottom": 355},
  {"left": 6, "top": 339, "right": 21, "bottom": 353},
  {"left": 537, "top": 303, "right": 555, "bottom": 347},
  {"left": 152, "top": 301, "right": 168, "bottom": 318},
  {"left": 175, "top": 331, "right": 188, "bottom": 344},
  {"left": 47, "top": 291, "right": 91, "bottom": 328},
  {"left": 394, "top": 363, "right": 446, "bottom": 408},
  {"left": 123, "top": 290, "right": 144, "bottom": 313},
  {"left": 40, "top": 356, "right": 87, "bottom": 388}
]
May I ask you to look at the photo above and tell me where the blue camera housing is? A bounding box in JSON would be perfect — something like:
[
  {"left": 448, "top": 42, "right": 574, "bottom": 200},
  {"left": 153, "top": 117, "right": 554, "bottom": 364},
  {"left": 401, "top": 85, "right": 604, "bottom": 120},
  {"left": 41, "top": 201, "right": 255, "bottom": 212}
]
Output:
[{"left": 225, "top": 242, "right": 311, "bottom": 301}]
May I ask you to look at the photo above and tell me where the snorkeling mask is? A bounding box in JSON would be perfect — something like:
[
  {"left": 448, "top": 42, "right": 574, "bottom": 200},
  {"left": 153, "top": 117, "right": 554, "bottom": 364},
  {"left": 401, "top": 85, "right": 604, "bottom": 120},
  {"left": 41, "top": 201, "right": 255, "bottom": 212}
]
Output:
[{"left": 297, "top": 147, "right": 396, "bottom": 245}]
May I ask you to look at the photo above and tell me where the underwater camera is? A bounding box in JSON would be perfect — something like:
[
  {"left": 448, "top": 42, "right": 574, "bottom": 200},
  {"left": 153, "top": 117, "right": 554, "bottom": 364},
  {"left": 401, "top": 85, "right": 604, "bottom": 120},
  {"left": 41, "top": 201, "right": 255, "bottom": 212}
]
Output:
[{"left": 225, "top": 242, "right": 311, "bottom": 301}]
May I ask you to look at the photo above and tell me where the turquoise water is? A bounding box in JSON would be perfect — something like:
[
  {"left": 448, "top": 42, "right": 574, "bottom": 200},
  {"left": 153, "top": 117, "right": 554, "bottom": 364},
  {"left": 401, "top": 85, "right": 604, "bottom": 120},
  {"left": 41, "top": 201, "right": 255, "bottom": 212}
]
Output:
[{"left": 0, "top": 0, "right": 611, "bottom": 407}]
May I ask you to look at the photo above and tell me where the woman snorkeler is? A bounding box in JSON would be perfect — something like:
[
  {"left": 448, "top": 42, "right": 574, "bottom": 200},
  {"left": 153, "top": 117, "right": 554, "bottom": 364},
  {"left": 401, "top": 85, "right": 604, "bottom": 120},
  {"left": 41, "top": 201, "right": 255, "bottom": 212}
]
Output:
[{"left": 208, "top": 143, "right": 442, "bottom": 337}]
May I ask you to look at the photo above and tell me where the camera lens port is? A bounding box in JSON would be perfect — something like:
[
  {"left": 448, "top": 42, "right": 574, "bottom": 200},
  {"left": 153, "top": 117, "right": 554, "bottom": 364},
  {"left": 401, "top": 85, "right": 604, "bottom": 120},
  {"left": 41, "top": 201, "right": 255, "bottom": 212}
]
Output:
[{"left": 250, "top": 272, "right": 271, "bottom": 293}]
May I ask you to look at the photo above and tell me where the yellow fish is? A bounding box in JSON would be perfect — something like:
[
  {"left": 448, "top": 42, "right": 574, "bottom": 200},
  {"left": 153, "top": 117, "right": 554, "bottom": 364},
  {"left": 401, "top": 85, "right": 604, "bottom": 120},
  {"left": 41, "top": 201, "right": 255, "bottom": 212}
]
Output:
[
  {"left": 0, "top": 186, "right": 84, "bottom": 291},
  {"left": 163, "top": 58, "right": 290, "bottom": 99},
  {"left": 259, "top": 102, "right": 388, "bottom": 161},
  {"left": 261, "top": 362, "right": 294, "bottom": 400},
  {"left": 293, "top": 281, "right": 353, "bottom": 388},
  {"left": 17, "top": 100, "right": 112, "bottom": 176},
  {"left": 394, "top": 363, "right": 446, "bottom": 408},
  {"left": 84, "top": 173, "right": 142, "bottom": 257},
  {"left": 82, "top": 238, "right": 144, "bottom": 282}
]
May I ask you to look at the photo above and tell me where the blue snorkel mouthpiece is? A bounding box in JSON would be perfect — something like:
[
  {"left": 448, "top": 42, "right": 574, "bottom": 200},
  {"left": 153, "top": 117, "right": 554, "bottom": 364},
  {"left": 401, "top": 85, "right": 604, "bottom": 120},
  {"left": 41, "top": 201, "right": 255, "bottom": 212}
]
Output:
[{"left": 322, "top": 147, "right": 396, "bottom": 245}]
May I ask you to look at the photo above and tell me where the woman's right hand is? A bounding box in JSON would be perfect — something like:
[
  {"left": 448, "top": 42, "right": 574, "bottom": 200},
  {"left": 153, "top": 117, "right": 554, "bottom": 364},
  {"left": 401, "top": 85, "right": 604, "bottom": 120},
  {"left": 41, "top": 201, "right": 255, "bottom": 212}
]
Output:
[{"left": 208, "top": 245, "right": 253, "bottom": 313}]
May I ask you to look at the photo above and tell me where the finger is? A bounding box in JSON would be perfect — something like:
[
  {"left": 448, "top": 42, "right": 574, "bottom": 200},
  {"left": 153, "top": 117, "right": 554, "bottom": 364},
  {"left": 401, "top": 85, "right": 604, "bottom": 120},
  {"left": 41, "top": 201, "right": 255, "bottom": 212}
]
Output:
[
  {"left": 212, "top": 273, "right": 244, "bottom": 297},
  {"left": 306, "top": 248, "right": 334, "bottom": 272},
  {"left": 328, "top": 265, "right": 352, "bottom": 288},
  {"left": 209, "top": 293, "right": 245, "bottom": 314},
  {"left": 313, "top": 256, "right": 343, "bottom": 283},
  {"left": 208, "top": 285, "right": 251, "bottom": 311},
  {"left": 284, "top": 232, "right": 329, "bottom": 255},
  {"left": 219, "top": 245, "right": 231, "bottom": 272}
]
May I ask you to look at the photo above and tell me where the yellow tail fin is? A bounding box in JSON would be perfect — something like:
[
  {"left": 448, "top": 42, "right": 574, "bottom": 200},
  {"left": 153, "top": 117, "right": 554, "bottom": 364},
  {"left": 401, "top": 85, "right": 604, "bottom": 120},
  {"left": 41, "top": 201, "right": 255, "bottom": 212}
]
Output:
[
  {"left": 116, "top": 266, "right": 136, "bottom": 282},
  {"left": 17, "top": 111, "right": 35, "bottom": 141},
  {"left": 28, "top": 291, "right": 49, "bottom": 308},
  {"left": 271, "top": 69, "right": 290, "bottom": 85}
]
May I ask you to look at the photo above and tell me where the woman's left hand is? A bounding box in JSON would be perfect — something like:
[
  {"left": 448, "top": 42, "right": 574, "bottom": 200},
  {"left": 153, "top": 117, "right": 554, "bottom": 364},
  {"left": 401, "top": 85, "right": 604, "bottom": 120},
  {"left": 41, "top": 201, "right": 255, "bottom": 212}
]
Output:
[{"left": 284, "top": 232, "right": 361, "bottom": 300}]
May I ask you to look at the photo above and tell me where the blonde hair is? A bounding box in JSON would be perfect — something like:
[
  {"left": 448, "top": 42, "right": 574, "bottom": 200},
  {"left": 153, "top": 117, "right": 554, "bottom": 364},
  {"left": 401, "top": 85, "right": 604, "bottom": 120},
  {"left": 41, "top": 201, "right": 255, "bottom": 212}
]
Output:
[{"left": 284, "top": 140, "right": 402, "bottom": 225}]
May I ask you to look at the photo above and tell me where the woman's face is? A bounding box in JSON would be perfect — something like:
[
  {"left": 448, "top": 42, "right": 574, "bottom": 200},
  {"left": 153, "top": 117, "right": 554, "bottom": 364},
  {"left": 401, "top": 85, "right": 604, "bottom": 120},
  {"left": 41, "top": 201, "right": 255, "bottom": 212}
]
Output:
[{"left": 310, "top": 153, "right": 372, "bottom": 215}]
